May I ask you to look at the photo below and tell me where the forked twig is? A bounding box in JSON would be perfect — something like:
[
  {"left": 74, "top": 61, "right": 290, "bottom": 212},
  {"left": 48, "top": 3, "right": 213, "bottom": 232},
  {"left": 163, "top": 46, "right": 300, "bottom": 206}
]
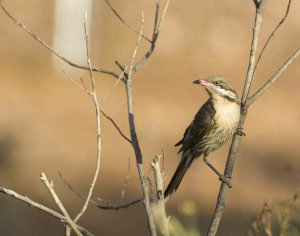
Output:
[
  {"left": 247, "top": 48, "right": 300, "bottom": 106},
  {"left": 40, "top": 173, "right": 82, "bottom": 236},
  {"left": 104, "top": 0, "right": 152, "bottom": 43},
  {"left": 254, "top": 0, "right": 292, "bottom": 73},
  {"left": 0, "top": 187, "right": 94, "bottom": 236},
  {"left": 58, "top": 172, "right": 142, "bottom": 211},
  {"left": 131, "top": 0, "right": 170, "bottom": 75},
  {"left": 124, "top": 11, "right": 157, "bottom": 235},
  {"left": 208, "top": 0, "right": 299, "bottom": 235}
]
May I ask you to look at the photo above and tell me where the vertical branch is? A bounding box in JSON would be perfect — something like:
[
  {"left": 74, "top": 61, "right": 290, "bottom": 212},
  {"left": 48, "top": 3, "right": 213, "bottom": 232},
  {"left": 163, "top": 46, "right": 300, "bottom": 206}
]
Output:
[
  {"left": 241, "top": 0, "right": 268, "bottom": 105},
  {"left": 73, "top": 13, "right": 102, "bottom": 223},
  {"left": 151, "top": 155, "right": 169, "bottom": 236},
  {"left": 207, "top": 1, "right": 268, "bottom": 235},
  {"left": 125, "top": 12, "right": 157, "bottom": 236}
]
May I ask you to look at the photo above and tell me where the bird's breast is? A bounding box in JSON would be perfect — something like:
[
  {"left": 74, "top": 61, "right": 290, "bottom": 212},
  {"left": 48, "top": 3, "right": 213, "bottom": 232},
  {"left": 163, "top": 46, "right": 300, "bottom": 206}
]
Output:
[{"left": 213, "top": 99, "right": 240, "bottom": 132}]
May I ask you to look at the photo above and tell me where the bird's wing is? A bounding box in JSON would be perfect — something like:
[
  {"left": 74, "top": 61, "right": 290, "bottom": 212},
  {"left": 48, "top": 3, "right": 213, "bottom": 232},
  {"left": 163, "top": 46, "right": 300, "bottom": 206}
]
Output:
[{"left": 176, "top": 100, "right": 215, "bottom": 154}]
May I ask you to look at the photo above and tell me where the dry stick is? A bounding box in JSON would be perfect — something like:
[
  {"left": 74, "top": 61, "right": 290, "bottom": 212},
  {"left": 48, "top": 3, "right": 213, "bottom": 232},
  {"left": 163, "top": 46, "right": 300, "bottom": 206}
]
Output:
[
  {"left": 207, "top": 1, "right": 268, "bottom": 235},
  {"left": 207, "top": 0, "right": 300, "bottom": 235},
  {"left": 58, "top": 172, "right": 142, "bottom": 210},
  {"left": 0, "top": 187, "right": 94, "bottom": 236},
  {"left": 241, "top": 0, "right": 268, "bottom": 106},
  {"left": 73, "top": 13, "right": 102, "bottom": 224},
  {"left": 247, "top": 48, "right": 300, "bottom": 106},
  {"left": 131, "top": 0, "right": 170, "bottom": 75},
  {"left": 0, "top": 3, "right": 119, "bottom": 79},
  {"left": 40, "top": 173, "right": 82, "bottom": 236},
  {"left": 151, "top": 155, "right": 170, "bottom": 236},
  {"left": 60, "top": 64, "right": 131, "bottom": 144},
  {"left": 96, "top": 198, "right": 143, "bottom": 210},
  {"left": 104, "top": 0, "right": 152, "bottom": 43},
  {"left": 125, "top": 12, "right": 157, "bottom": 236},
  {"left": 100, "top": 109, "right": 132, "bottom": 144},
  {"left": 254, "top": 0, "right": 292, "bottom": 74}
]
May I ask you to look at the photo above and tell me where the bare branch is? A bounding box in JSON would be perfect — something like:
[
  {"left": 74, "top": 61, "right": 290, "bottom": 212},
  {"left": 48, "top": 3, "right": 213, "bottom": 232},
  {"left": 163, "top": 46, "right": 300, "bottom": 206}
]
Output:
[
  {"left": 130, "top": 0, "right": 170, "bottom": 76},
  {"left": 151, "top": 155, "right": 169, "bottom": 236},
  {"left": 59, "top": 58, "right": 131, "bottom": 144},
  {"left": 73, "top": 13, "right": 102, "bottom": 224},
  {"left": 100, "top": 109, "right": 132, "bottom": 144},
  {"left": 156, "top": 0, "right": 170, "bottom": 35},
  {"left": 58, "top": 62, "right": 91, "bottom": 94},
  {"left": 96, "top": 198, "right": 143, "bottom": 210},
  {"left": 247, "top": 48, "right": 300, "bottom": 106},
  {"left": 241, "top": 0, "right": 268, "bottom": 106},
  {"left": 125, "top": 12, "right": 157, "bottom": 235},
  {"left": 128, "top": 12, "right": 144, "bottom": 79},
  {"left": 0, "top": 3, "right": 119, "bottom": 79},
  {"left": 58, "top": 172, "right": 142, "bottom": 210},
  {"left": 208, "top": 1, "right": 268, "bottom": 235},
  {"left": 254, "top": 0, "right": 292, "bottom": 73},
  {"left": 0, "top": 187, "right": 94, "bottom": 236},
  {"left": 40, "top": 173, "right": 82, "bottom": 236},
  {"left": 104, "top": 0, "right": 152, "bottom": 43}
]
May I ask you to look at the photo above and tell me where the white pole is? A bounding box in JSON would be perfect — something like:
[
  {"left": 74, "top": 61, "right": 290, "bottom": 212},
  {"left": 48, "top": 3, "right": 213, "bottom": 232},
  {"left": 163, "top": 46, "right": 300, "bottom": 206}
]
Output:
[{"left": 52, "top": 0, "right": 93, "bottom": 67}]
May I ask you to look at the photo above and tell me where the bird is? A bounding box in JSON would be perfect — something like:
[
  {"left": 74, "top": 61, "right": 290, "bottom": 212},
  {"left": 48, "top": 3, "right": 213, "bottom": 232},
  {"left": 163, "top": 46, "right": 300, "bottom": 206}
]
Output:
[{"left": 164, "top": 76, "right": 241, "bottom": 198}]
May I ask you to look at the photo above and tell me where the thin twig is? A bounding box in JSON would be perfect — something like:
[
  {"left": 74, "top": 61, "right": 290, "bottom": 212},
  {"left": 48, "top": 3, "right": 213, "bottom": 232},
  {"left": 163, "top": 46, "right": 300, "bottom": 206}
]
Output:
[
  {"left": 247, "top": 48, "right": 300, "bottom": 106},
  {"left": 100, "top": 109, "right": 132, "bottom": 144},
  {"left": 254, "top": 0, "right": 292, "bottom": 73},
  {"left": 59, "top": 63, "right": 131, "bottom": 144},
  {"left": 0, "top": 3, "right": 119, "bottom": 79},
  {"left": 40, "top": 173, "right": 82, "bottom": 236},
  {"left": 104, "top": 0, "right": 152, "bottom": 43},
  {"left": 100, "top": 68, "right": 127, "bottom": 103},
  {"left": 128, "top": 12, "right": 144, "bottom": 79},
  {"left": 130, "top": 0, "right": 170, "bottom": 76},
  {"left": 0, "top": 187, "right": 93, "bottom": 236},
  {"left": 96, "top": 198, "right": 143, "bottom": 210},
  {"left": 73, "top": 13, "right": 102, "bottom": 223},
  {"left": 241, "top": 0, "right": 268, "bottom": 106},
  {"left": 58, "top": 62, "right": 91, "bottom": 94},
  {"left": 156, "top": 0, "right": 170, "bottom": 35},
  {"left": 58, "top": 172, "right": 142, "bottom": 210},
  {"left": 125, "top": 12, "right": 157, "bottom": 236}
]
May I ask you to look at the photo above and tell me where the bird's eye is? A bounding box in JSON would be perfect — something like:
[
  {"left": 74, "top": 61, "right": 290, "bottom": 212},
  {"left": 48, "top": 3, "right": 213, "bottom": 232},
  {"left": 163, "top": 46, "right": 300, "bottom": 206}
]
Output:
[{"left": 214, "top": 81, "right": 220, "bottom": 85}]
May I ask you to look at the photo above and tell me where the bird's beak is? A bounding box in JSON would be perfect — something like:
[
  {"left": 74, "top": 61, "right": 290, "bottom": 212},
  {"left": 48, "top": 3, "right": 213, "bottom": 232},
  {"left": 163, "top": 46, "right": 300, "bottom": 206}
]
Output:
[
  {"left": 193, "top": 79, "right": 201, "bottom": 85},
  {"left": 193, "top": 79, "right": 214, "bottom": 88}
]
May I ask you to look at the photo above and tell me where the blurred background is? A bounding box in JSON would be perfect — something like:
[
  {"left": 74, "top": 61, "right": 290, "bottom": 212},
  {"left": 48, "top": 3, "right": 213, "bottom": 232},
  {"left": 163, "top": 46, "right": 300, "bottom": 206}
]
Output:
[{"left": 0, "top": 0, "right": 299, "bottom": 235}]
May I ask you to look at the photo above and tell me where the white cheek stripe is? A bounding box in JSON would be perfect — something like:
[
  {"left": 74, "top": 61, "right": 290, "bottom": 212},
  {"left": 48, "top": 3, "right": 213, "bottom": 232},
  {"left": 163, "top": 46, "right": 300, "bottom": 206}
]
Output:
[{"left": 219, "top": 88, "right": 237, "bottom": 100}]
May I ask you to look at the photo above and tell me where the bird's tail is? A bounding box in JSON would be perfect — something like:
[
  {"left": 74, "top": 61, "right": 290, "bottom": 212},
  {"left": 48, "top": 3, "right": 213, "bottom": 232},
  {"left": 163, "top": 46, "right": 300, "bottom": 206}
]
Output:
[{"left": 164, "top": 154, "right": 194, "bottom": 199}]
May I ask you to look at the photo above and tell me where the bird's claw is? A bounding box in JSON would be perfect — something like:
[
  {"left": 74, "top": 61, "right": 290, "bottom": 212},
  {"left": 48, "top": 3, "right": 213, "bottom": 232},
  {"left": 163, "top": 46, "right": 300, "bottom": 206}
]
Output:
[
  {"left": 218, "top": 175, "right": 232, "bottom": 188},
  {"left": 236, "top": 127, "right": 245, "bottom": 136}
]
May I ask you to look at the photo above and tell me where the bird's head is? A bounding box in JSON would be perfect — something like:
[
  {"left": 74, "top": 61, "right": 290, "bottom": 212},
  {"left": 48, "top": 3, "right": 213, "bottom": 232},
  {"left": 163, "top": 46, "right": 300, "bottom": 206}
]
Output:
[{"left": 193, "top": 76, "right": 238, "bottom": 102}]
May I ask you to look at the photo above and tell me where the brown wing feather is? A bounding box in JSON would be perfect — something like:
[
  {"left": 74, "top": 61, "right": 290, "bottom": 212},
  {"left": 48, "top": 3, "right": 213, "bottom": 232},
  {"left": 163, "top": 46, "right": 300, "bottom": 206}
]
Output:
[{"left": 176, "top": 99, "right": 215, "bottom": 155}]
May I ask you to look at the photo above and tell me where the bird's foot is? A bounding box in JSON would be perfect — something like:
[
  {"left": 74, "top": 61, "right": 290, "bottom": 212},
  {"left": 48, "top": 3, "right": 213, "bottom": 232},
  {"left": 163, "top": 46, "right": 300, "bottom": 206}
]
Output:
[
  {"left": 218, "top": 175, "right": 232, "bottom": 188},
  {"left": 236, "top": 127, "right": 245, "bottom": 136}
]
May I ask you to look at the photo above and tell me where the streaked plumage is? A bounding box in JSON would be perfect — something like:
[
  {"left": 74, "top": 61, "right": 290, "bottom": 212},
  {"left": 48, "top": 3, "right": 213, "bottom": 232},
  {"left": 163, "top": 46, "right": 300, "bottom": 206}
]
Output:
[{"left": 164, "top": 76, "right": 240, "bottom": 198}]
